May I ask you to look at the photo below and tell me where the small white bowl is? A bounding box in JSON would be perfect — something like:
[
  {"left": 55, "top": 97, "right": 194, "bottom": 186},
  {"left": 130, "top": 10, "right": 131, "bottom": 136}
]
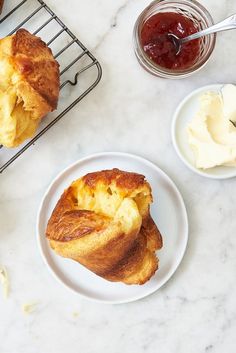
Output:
[{"left": 172, "top": 84, "right": 236, "bottom": 179}]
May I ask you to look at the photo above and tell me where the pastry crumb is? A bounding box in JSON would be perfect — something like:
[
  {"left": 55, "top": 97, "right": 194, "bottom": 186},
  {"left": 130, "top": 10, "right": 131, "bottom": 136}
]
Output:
[
  {"left": 73, "top": 311, "right": 79, "bottom": 318},
  {"left": 22, "top": 302, "right": 38, "bottom": 315},
  {"left": 0, "top": 266, "right": 9, "bottom": 299}
]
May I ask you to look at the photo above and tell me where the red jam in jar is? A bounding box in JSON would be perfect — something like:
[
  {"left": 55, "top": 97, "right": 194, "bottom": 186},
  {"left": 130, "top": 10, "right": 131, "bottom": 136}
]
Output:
[{"left": 140, "top": 12, "right": 201, "bottom": 70}]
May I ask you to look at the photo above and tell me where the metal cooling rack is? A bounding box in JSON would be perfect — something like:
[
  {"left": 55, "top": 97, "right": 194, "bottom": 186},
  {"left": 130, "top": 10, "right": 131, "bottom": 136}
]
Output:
[{"left": 0, "top": 0, "right": 102, "bottom": 173}]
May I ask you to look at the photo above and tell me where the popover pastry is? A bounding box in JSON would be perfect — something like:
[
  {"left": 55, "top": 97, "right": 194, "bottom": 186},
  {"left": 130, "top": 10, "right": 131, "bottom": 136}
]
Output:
[
  {"left": 46, "top": 169, "right": 163, "bottom": 285},
  {"left": 0, "top": 28, "right": 59, "bottom": 147}
]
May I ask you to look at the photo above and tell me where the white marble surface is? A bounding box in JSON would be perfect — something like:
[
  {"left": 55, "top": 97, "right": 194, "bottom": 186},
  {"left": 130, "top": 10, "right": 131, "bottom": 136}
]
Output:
[{"left": 1, "top": 0, "right": 236, "bottom": 352}]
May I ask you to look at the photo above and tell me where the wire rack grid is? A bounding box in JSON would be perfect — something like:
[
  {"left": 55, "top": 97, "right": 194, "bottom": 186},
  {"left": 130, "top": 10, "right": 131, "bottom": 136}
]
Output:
[{"left": 0, "top": 0, "right": 102, "bottom": 173}]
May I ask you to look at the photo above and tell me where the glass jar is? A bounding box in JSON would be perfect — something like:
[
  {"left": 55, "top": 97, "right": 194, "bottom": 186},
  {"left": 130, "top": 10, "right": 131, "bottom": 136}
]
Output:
[{"left": 133, "top": 0, "right": 216, "bottom": 79}]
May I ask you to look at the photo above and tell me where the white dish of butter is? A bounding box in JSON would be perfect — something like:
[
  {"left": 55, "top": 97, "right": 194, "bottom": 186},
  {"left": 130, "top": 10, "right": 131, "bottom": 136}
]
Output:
[{"left": 172, "top": 84, "right": 236, "bottom": 179}]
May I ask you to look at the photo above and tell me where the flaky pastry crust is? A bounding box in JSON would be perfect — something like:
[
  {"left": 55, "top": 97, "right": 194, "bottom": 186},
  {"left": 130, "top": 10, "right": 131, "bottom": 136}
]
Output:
[
  {"left": 46, "top": 169, "right": 163, "bottom": 285},
  {"left": 0, "top": 29, "right": 59, "bottom": 147}
]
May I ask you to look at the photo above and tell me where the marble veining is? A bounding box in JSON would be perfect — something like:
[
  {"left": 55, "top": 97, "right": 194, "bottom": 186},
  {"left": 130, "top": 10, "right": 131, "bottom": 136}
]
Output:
[{"left": 1, "top": 0, "right": 236, "bottom": 352}]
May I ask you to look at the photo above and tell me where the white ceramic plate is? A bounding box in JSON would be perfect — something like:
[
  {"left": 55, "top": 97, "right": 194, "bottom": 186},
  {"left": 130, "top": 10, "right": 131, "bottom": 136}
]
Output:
[
  {"left": 172, "top": 84, "right": 236, "bottom": 179},
  {"left": 37, "top": 152, "right": 188, "bottom": 304}
]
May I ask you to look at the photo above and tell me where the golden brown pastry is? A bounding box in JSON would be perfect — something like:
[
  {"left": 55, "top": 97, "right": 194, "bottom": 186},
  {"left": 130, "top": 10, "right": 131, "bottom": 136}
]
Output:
[
  {"left": 0, "top": 28, "right": 59, "bottom": 147},
  {"left": 46, "top": 169, "right": 163, "bottom": 285}
]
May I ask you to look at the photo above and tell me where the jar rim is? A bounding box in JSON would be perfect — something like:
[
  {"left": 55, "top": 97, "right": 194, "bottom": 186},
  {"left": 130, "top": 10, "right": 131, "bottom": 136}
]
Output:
[{"left": 133, "top": 0, "right": 216, "bottom": 79}]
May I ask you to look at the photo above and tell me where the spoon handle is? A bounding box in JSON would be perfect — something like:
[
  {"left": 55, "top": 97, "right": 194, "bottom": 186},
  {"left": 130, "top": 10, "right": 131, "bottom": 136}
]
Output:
[{"left": 181, "top": 14, "right": 236, "bottom": 44}]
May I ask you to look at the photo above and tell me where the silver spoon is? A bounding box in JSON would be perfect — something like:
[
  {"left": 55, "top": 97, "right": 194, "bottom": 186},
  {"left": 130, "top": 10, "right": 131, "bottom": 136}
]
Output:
[{"left": 168, "top": 14, "right": 236, "bottom": 55}]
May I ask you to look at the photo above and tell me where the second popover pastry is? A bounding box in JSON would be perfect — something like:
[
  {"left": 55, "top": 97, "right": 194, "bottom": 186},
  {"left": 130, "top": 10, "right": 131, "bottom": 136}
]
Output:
[
  {"left": 0, "top": 28, "right": 60, "bottom": 147},
  {"left": 46, "top": 169, "right": 163, "bottom": 285}
]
